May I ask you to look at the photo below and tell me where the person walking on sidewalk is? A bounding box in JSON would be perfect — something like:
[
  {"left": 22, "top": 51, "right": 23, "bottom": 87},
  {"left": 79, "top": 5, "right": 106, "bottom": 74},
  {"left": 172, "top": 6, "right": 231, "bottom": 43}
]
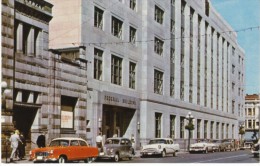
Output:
[
  {"left": 18, "top": 133, "right": 26, "bottom": 160},
  {"left": 36, "top": 132, "right": 46, "bottom": 148},
  {"left": 9, "top": 130, "right": 23, "bottom": 162}
]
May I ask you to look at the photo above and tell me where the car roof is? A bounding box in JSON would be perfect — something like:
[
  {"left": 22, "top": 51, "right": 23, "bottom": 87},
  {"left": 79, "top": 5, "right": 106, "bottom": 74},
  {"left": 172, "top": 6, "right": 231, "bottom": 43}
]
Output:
[
  {"left": 51, "top": 137, "right": 86, "bottom": 141},
  {"left": 106, "top": 137, "right": 129, "bottom": 140}
]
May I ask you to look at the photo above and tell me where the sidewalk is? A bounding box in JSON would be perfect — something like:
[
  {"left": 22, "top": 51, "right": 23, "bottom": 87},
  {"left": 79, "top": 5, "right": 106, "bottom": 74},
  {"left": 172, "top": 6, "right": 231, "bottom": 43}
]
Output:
[{"left": 134, "top": 149, "right": 188, "bottom": 157}]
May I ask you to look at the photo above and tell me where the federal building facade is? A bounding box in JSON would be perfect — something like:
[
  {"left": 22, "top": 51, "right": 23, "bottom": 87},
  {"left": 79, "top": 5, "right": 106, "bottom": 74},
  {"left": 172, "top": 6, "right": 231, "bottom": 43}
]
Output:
[{"left": 2, "top": 0, "right": 245, "bottom": 151}]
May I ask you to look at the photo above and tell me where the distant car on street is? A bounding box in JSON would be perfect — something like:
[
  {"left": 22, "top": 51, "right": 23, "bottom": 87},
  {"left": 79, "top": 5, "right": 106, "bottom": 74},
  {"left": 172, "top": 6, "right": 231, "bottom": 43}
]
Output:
[
  {"left": 98, "top": 137, "right": 134, "bottom": 162},
  {"left": 222, "top": 139, "right": 235, "bottom": 151},
  {"left": 140, "top": 138, "right": 180, "bottom": 157},
  {"left": 189, "top": 140, "right": 214, "bottom": 153},
  {"left": 29, "top": 137, "right": 98, "bottom": 163}
]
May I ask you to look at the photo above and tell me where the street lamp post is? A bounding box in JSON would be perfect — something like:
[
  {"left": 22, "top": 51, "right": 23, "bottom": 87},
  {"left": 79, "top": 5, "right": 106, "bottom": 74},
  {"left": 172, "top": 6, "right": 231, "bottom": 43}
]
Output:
[
  {"left": 185, "top": 112, "right": 194, "bottom": 152},
  {"left": 239, "top": 124, "right": 245, "bottom": 147}
]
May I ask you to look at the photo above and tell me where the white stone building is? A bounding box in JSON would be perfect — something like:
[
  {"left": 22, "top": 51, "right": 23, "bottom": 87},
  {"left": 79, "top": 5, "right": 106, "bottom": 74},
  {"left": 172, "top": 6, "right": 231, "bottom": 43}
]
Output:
[{"left": 49, "top": 0, "right": 245, "bottom": 149}]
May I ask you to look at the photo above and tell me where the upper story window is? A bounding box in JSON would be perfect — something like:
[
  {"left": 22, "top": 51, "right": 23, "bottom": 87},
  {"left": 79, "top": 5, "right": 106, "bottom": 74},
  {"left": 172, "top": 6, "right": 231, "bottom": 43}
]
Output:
[
  {"left": 94, "top": 48, "right": 103, "bottom": 80},
  {"left": 154, "top": 5, "right": 164, "bottom": 24},
  {"left": 129, "top": 62, "right": 136, "bottom": 89},
  {"left": 111, "top": 55, "right": 122, "bottom": 85},
  {"left": 154, "top": 69, "right": 163, "bottom": 94},
  {"left": 111, "top": 16, "right": 123, "bottom": 39},
  {"left": 129, "top": 26, "right": 136, "bottom": 44},
  {"left": 154, "top": 37, "right": 164, "bottom": 55},
  {"left": 94, "top": 7, "right": 104, "bottom": 29},
  {"left": 130, "top": 0, "right": 136, "bottom": 11},
  {"left": 232, "top": 65, "right": 235, "bottom": 74}
]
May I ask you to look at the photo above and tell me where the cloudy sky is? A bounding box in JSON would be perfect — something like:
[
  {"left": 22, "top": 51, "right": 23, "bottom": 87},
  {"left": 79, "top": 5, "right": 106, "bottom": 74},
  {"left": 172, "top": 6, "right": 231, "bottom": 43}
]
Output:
[{"left": 211, "top": 0, "right": 260, "bottom": 94}]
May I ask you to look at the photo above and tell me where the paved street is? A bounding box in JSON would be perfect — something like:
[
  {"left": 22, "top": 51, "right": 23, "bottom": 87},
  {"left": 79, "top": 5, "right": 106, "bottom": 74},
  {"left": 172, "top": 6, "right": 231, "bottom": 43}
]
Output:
[{"left": 2, "top": 149, "right": 259, "bottom": 164}]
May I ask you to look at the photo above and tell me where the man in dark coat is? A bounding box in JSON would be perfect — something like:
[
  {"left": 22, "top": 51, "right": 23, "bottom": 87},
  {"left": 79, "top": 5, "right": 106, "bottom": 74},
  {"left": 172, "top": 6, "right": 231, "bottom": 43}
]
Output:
[
  {"left": 18, "top": 133, "right": 26, "bottom": 159},
  {"left": 36, "top": 132, "right": 46, "bottom": 148}
]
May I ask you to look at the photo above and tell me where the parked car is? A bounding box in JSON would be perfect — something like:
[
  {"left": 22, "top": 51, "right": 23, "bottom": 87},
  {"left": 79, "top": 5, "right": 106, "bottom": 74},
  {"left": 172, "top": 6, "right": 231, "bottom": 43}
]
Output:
[
  {"left": 98, "top": 137, "right": 134, "bottom": 162},
  {"left": 243, "top": 140, "right": 254, "bottom": 149},
  {"left": 29, "top": 137, "right": 99, "bottom": 163},
  {"left": 222, "top": 139, "right": 235, "bottom": 151},
  {"left": 211, "top": 140, "right": 223, "bottom": 152},
  {"left": 140, "top": 138, "right": 180, "bottom": 157},
  {"left": 189, "top": 140, "right": 214, "bottom": 153},
  {"left": 251, "top": 139, "right": 260, "bottom": 157}
]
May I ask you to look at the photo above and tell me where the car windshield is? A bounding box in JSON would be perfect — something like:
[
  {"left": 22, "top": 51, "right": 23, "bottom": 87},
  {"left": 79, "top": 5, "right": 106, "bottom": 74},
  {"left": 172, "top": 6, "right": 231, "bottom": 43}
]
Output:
[
  {"left": 49, "top": 140, "right": 70, "bottom": 147},
  {"left": 105, "top": 139, "right": 120, "bottom": 145},
  {"left": 212, "top": 140, "right": 221, "bottom": 143},
  {"left": 148, "top": 139, "right": 166, "bottom": 144}
]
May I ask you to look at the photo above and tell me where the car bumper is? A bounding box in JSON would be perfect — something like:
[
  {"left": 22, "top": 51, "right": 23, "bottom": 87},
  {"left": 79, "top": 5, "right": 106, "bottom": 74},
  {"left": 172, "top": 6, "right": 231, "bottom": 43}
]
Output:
[
  {"left": 189, "top": 148, "right": 205, "bottom": 152},
  {"left": 98, "top": 152, "right": 116, "bottom": 159},
  {"left": 29, "top": 157, "right": 58, "bottom": 162},
  {"left": 251, "top": 150, "right": 260, "bottom": 154},
  {"left": 140, "top": 150, "right": 162, "bottom": 156}
]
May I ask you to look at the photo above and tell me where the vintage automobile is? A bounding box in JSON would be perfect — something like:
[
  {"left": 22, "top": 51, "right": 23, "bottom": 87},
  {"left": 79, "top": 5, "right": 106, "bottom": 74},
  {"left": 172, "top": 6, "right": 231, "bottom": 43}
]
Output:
[
  {"left": 222, "top": 139, "right": 235, "bottom": 151},
  {"left": 189, "top": 140, "right": 214, "bottom": 153},
  {"left": 140, "top": 138, "right": 180, "bottom": 157},
  {"left": 29, "top": 137, "right": 98, "bottom": 163},
  {"left": 251, "top": 139, "right": 260, "bottom": 157},
  {"left": 211, "top": 140, "right": 230, "bottom": 152},
  {"left": 98, "top": 137, "right": 134, "bottom": 162}
]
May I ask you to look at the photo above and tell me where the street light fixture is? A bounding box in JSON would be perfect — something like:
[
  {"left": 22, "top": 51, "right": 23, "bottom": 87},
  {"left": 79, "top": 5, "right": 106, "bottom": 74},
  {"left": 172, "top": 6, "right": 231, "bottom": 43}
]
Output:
[{"left": 185, "top": 112, "right": 194, "bottom": 152}]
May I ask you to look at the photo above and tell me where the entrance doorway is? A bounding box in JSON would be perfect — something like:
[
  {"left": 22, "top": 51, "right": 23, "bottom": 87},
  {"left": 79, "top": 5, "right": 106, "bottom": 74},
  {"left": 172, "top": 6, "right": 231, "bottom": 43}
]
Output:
[
  {"left": 102, "top": 105, "right": 135, "bottom": 138},
  {"left": 13, "top": 105, "right": 38, "bottom": 141}
]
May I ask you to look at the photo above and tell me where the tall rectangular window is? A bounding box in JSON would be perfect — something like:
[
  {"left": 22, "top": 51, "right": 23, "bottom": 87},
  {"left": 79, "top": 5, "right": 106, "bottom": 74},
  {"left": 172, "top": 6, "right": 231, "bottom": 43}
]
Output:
[
  {"left": 111, "top": 55, "right": 122, "bottom": 85},
  {"left": 129, "top": 62, "right": 136, "bottom": 89},
  {"left": 155, "top": 113, "right": 162, "bottom": 138},
  {"left": 154, "top": 37, "right": 164, "bottom": 55},
  {"left": 129, "top": 26, "right": 136, "bottom": 44},
  {"left": 130, "top": 0, "right": 136, "bottom": 11},
  {"left": 204, "top": 120, "right": 208, "bottom": 139},
  {"left": 154, "top": 69, "right": 163, "bottom": 94},
  {"left": 154, "top": 5, "right": 164, "bottom": 24},
  {"left": 180, "top": 117, "right": 185, "bottom": 139},
  {"left": 94, "top": 48, "right": 103, "bottom": 80},
  {"left": 61, "top": 96, "right": 77, "bottom": 130},
  {"left": 94, "top": 7, "right": 103, "bottom": 29},
  {"left": 226, "top": 124, "right": 229, "bottom": 139},
  {"left": 111, "top": 16, "right": 123, "bottom": 39},
  {"left": 170, "top": 115, "right": 176, "bottom": 139},
  {"left": 210, "top": 121, "right": 214, "bottom": 139},
  {"left": 197, "top": 119, "right": 201, "bottom": 139},
  {"left": 222, "top": 123, "right": 225, "bottom": 139},
  {"left": 216, "top": 122, "right": 219, "bottom": 139}
]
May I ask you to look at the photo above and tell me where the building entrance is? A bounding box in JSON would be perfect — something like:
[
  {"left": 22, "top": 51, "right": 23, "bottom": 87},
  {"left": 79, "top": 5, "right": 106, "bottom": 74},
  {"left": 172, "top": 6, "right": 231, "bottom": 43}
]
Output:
[
  {"left": 13, "top": 105, "right": 38, "bottom": 140},
  {"left": 102, "top": 105, "right": 135, "bottom": 138}
]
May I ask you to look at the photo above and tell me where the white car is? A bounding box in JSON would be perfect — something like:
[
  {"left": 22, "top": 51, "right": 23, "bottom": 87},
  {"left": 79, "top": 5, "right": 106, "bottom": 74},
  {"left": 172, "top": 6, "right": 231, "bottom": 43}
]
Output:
[
  {"left": 189, "top": 140, "right": 214, "bottom": 153},
  {"left": 140, "top": 138, "right": 180, "bottom": 157}
]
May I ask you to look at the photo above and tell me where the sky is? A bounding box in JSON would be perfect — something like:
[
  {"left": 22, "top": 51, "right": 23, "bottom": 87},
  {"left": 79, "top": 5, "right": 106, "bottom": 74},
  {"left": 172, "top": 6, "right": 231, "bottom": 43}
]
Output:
[{"left": 211, "top": 0, "right": 260, "bottom": 94}]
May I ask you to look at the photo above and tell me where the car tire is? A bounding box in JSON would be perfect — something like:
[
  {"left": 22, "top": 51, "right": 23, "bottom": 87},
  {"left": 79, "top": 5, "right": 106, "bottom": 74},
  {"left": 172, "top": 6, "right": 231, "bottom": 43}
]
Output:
[
  {"left": 173, "top": 151, "right": 176, "bottom": 157},
  {"left": 114, "top": 153, "right": 120, "bottom": 162},
  {"left": 58, "top": 156, "right": 67, "bottom": 163},
  {"left": 84, "top": 157, "right": 93, "bottom": 163},
  {"left": 204, "top": 148, "right": 208, "bottom": 154},
  {"left": 161, "top": 150, "right": 166, "bottom": 157}
]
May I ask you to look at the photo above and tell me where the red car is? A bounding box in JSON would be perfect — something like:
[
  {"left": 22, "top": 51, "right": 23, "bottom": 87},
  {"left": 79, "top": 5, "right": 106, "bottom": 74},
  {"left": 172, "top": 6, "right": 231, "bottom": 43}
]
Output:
[{"left": 29, "top": 137, "right": 98, "bottom": 163}]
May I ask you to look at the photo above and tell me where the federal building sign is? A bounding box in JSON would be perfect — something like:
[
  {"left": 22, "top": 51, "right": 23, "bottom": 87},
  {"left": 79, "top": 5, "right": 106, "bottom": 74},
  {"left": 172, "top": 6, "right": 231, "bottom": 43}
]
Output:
[{"left": 102, "top": 91, "right": 139, "bottom": 109}]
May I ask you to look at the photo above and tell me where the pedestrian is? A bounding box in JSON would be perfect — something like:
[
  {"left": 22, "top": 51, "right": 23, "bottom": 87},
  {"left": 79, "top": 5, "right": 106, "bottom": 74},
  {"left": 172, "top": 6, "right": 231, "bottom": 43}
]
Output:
[
  {"left": 36, "top": 132, "right": 46, "bottom": 148},
  {"left": 18, "top": 133, "right": 26, "bottom": 159},
  {"left": 130, "top": 134, "right": 135, "bottom": 155},
  {"left": 96, "top": 132, "right": 103, "bottom": 151},
  {"left": 9, "top": 130, "right": 23, "bottom": 162}
]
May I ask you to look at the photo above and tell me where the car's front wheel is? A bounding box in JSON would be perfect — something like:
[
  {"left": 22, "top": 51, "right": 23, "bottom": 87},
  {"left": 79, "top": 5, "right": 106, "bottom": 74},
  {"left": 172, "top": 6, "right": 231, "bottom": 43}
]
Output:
[
  {"left": 114, "top": 153, "right": 120, "bottom": 162},
  {"left": 161, "top": 150, "right": 166, "bottom": 157},
  {"left": 58, "top": 156, "right": 67, "bottom": 163},
  {"left": 84, "top": 157, "right": 93, "bottom": 163}
]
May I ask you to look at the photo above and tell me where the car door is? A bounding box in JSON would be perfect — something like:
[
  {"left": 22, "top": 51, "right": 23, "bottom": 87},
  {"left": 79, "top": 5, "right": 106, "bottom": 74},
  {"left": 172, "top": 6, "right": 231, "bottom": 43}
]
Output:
[
  {"left": 125, "top": 139, "right": 132, "bottom": 157},
  {"left": 166, "top": 139, "right": 174, "bottom": 154},
  {"left": 120, "top": 139, "right": 126, "bottom": 157},
  {"left": 80, "top": 140, "right": 90, "bottom": 159},
  {"left": 70, "top": 140, "right": 82, "bottom": 160}
]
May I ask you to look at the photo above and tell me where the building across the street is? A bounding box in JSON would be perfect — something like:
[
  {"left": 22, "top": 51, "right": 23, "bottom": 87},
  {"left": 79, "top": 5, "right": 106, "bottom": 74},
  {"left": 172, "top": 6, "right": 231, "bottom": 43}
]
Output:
[
  {"left": 1, "top": 0, "right": 246, "bottom": 153},
  {"left": 244, "top": 94, "right": 260, "bottom": 142}
]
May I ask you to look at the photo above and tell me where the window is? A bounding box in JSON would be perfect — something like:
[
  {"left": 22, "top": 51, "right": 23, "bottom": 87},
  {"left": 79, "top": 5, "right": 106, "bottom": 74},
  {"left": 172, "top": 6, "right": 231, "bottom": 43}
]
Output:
[
  {"left": 204, "top": 120, "right": 208, "bottom": 139},
  {"left": 170, "top": 76, "right": 175, "bottom": 97},
  {"left": 111, "top": 16, "right": 123, "bottom": 39},
  {"left": 154, "top": 5, "right": 164, "bottom": 24},
  {"left": 222, "top": 123, "right": 225, "bottom": 139},
  {"left": 154, "top": 37, "right": 164, "bottom": 55},
  {"left": 94, "top": 48, "right": 103, "bottom": 80},
  {"left": 216, "top": 122, "right": 219, "bottom": 139},
  {"left": 171, "top": 19, "right": 175, "bottom": 33},
  {"left": 61, "top": 96, "right": 77, "bottom": 130},
  {"left": 210, "top": 122, "right": 214, "bottom": 139},
  {"left": 232, "top": 65, "right": 235, "bottom": 74},
  {"left": 130, "top": 0, "right": 136, "bottom": 11},
  {"left": 154, "top": 69, "right": 163, "bottom": 94},
  {"left": 170, "top": 115, "right": 176, "bottom": 139},
  {"left": 111, "top": 55, "right": 122, "bottom": 85},
  {"left": 155, "top": 113, "right": 162, "bottom": 138},
  {"left": 180, "top": 117, "right": 185, "bottom": 139},
  {"left": 197, "top": 119, "right": 201, "bottom": 139},
  {"left": 129, "top": 26, "right": 136, "bottom": 44},
  {"left": 94, "top": 7, "right": 103, "bottom": 29},
  {"left": 226, "top": 124, "right": 229, "bottom": 138},
  {"left": 129, "top": 62, "right": 136, "bottom": 89}
]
